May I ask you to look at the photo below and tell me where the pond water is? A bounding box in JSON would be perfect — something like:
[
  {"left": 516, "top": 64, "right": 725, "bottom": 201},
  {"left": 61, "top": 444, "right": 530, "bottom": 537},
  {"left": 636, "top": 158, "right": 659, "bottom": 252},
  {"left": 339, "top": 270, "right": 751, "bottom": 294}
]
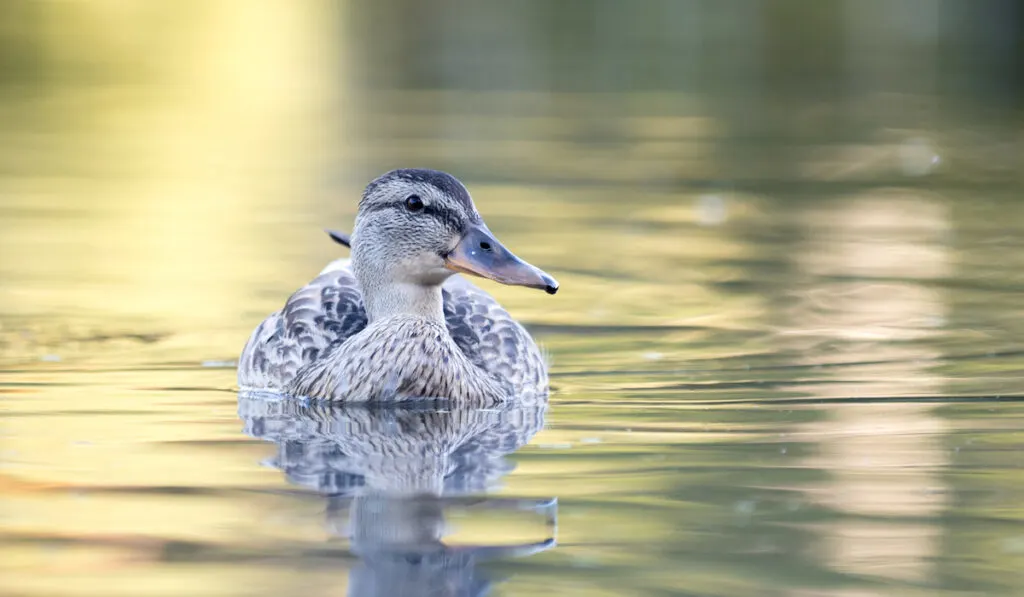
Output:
[{"left": 3, "top": 4, "right": 1024, "bottom": 597}]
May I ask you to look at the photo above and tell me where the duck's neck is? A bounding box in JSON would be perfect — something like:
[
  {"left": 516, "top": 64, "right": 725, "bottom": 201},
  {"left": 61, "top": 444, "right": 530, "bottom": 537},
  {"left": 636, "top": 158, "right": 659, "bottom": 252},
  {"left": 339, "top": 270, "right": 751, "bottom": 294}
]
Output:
[{"left": 361, "top": 280, "right": 445, "bottom": 325}]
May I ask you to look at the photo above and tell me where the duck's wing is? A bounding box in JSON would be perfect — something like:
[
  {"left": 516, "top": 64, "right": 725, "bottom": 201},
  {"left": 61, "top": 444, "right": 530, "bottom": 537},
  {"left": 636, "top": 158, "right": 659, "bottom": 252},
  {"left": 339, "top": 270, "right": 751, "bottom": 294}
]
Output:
[
  {"left": 237, "top": 259, "right": 368, "bottom": 390},
  {"left": 442, "top": 275, "right": 549, "bottom": 395}
]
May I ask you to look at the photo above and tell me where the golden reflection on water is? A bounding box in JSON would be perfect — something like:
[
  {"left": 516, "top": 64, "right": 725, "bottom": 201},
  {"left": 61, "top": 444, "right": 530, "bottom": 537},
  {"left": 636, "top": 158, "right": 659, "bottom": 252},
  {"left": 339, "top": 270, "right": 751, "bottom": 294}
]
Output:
[
  {"left": 0, "top": 1, "right": 343, "bottom": 354},
  {"left": 789, "top": 193, "right": 951, "bottom": 587}
]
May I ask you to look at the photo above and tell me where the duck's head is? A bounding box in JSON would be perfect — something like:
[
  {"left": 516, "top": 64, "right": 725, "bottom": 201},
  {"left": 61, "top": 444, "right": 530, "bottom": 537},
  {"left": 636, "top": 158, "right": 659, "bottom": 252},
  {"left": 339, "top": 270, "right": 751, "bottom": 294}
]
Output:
[{"left": 349, "top": 169, "right": 558, "bottom": 295}]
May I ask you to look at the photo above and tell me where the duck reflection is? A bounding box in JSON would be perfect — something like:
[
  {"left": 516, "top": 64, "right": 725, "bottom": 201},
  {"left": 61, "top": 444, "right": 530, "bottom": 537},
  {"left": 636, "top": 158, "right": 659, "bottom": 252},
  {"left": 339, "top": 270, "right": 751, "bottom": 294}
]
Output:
[{"left": 238, "top": 392, "right": 556, "bottom": 597}]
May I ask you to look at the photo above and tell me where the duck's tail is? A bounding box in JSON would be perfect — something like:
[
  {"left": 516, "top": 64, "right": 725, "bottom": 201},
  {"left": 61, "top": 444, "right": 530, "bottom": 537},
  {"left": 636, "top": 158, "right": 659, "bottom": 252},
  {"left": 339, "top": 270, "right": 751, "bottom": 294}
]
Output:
[
  {"left": 319, "top": 229, "right": 353, "bottom": 274},
  {"left": 325, "top": 229, "right": 352, "bottom": 249}
]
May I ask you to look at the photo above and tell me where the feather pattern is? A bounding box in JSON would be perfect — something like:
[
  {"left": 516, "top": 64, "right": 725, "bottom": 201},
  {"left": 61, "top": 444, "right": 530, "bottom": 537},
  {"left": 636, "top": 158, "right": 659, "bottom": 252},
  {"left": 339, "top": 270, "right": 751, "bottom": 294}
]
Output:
[{"left": 237, "top": 260, "right": 548, "bottom": 403}]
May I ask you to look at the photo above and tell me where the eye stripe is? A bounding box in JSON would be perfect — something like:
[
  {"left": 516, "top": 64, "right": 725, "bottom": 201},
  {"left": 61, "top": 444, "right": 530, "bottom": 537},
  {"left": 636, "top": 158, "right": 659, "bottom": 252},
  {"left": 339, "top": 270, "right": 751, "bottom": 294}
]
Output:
[
  {"left": 359, "top": 202, "right": 466, "bottom": 234},
  {"left": 422, "top": 204, "right": 466, "bottom": 233}
]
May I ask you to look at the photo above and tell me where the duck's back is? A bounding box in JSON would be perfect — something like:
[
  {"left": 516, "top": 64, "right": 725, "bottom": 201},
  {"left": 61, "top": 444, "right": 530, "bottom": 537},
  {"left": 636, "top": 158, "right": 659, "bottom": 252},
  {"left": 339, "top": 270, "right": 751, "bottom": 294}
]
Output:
[
  {"left": 238, "top": 260, "right": 368, "bottom": 390},
  {"left": 237, "top": 260, "right": 548, "bottom": 398}
]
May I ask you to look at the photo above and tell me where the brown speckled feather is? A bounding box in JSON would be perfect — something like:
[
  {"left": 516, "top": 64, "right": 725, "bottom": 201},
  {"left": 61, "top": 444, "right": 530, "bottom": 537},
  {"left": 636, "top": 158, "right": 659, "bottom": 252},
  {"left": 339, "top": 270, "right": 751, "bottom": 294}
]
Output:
[
  {"left": 237, "top": 259, "right": 548, "bottom": 403},
  {"left": 445, "top": 275, "right": 549, "bottom": 389},
  {"left": 237, "top": 260, "right": 368, "bottom": 389}
]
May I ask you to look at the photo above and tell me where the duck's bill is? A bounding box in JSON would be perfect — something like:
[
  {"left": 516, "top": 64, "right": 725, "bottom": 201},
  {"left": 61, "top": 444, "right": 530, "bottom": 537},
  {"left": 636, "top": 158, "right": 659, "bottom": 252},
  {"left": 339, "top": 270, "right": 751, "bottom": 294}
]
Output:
[{"left": 444, "top": 224, "right": 559, "bottom": 295}]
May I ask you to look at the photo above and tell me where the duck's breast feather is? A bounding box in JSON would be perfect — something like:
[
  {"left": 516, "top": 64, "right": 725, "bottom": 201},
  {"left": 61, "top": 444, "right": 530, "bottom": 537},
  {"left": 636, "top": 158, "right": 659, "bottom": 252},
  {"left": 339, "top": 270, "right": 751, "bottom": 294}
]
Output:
[{"left": 239, "top": 263, "right": 546, "bottom": 393}]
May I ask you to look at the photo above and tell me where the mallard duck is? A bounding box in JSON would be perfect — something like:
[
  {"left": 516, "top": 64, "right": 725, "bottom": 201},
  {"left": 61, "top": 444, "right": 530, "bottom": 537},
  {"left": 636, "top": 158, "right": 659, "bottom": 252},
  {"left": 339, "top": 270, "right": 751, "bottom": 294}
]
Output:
[{"left": 238, "top": 169, "right": 558, "bottom": 403}]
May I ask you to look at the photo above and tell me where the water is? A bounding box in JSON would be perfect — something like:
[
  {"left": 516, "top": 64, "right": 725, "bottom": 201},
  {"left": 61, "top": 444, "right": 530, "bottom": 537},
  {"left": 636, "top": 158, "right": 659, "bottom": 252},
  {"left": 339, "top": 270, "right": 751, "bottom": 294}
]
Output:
[{"left": 3, "top": 3, "right": 1024, "bottom": 596}]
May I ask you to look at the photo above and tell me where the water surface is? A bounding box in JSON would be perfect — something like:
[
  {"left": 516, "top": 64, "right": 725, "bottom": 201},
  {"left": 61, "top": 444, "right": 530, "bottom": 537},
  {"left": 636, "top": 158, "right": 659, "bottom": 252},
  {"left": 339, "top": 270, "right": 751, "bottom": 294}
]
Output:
[{"left": 3, "top": 4, "right": 1024, "bottom": 596}]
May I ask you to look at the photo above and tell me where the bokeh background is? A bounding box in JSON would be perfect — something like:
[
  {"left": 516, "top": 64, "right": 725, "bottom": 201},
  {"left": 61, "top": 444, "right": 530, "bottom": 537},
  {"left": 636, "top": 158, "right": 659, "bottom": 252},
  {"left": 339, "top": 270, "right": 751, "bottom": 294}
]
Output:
[{"left": 2, "top": 2, "right": 1024, "bottom": 596}]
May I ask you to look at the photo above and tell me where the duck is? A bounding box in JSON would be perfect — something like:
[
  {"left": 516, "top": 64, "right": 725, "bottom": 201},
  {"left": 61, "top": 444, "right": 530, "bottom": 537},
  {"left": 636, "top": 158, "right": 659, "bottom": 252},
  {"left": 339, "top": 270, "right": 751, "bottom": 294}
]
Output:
[{"left": 237, "top": 168, "right": 559, "bottom": 404}]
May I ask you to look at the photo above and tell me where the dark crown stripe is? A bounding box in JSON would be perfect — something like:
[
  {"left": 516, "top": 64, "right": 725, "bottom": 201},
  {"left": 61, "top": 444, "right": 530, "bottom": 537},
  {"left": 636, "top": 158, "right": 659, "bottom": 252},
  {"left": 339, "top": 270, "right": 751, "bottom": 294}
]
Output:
[{"left": 362, "top": 168, "right": 481, "bottom": 223}]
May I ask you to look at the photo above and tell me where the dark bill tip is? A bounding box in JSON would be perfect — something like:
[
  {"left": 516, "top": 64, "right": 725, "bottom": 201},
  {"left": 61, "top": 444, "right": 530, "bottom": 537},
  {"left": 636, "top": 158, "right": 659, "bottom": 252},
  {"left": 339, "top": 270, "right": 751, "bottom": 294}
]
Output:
[{"left": 542, "top": 274, "right": 559, "bottom": 295}]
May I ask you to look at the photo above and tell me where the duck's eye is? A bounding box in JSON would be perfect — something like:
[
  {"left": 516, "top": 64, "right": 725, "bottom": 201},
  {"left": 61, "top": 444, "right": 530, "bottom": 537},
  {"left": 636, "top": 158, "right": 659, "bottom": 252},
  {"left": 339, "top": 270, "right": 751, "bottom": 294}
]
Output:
[{"left": 404, "top": 195, "right": 424, "bottom": 212}]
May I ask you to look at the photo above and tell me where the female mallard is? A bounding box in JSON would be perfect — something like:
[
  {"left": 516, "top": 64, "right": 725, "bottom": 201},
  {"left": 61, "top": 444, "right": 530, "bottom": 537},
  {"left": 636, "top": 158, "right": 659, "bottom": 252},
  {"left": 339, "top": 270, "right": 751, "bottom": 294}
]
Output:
[{"left": 238, "top": 169, "right": 558, "bottom": 404}]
